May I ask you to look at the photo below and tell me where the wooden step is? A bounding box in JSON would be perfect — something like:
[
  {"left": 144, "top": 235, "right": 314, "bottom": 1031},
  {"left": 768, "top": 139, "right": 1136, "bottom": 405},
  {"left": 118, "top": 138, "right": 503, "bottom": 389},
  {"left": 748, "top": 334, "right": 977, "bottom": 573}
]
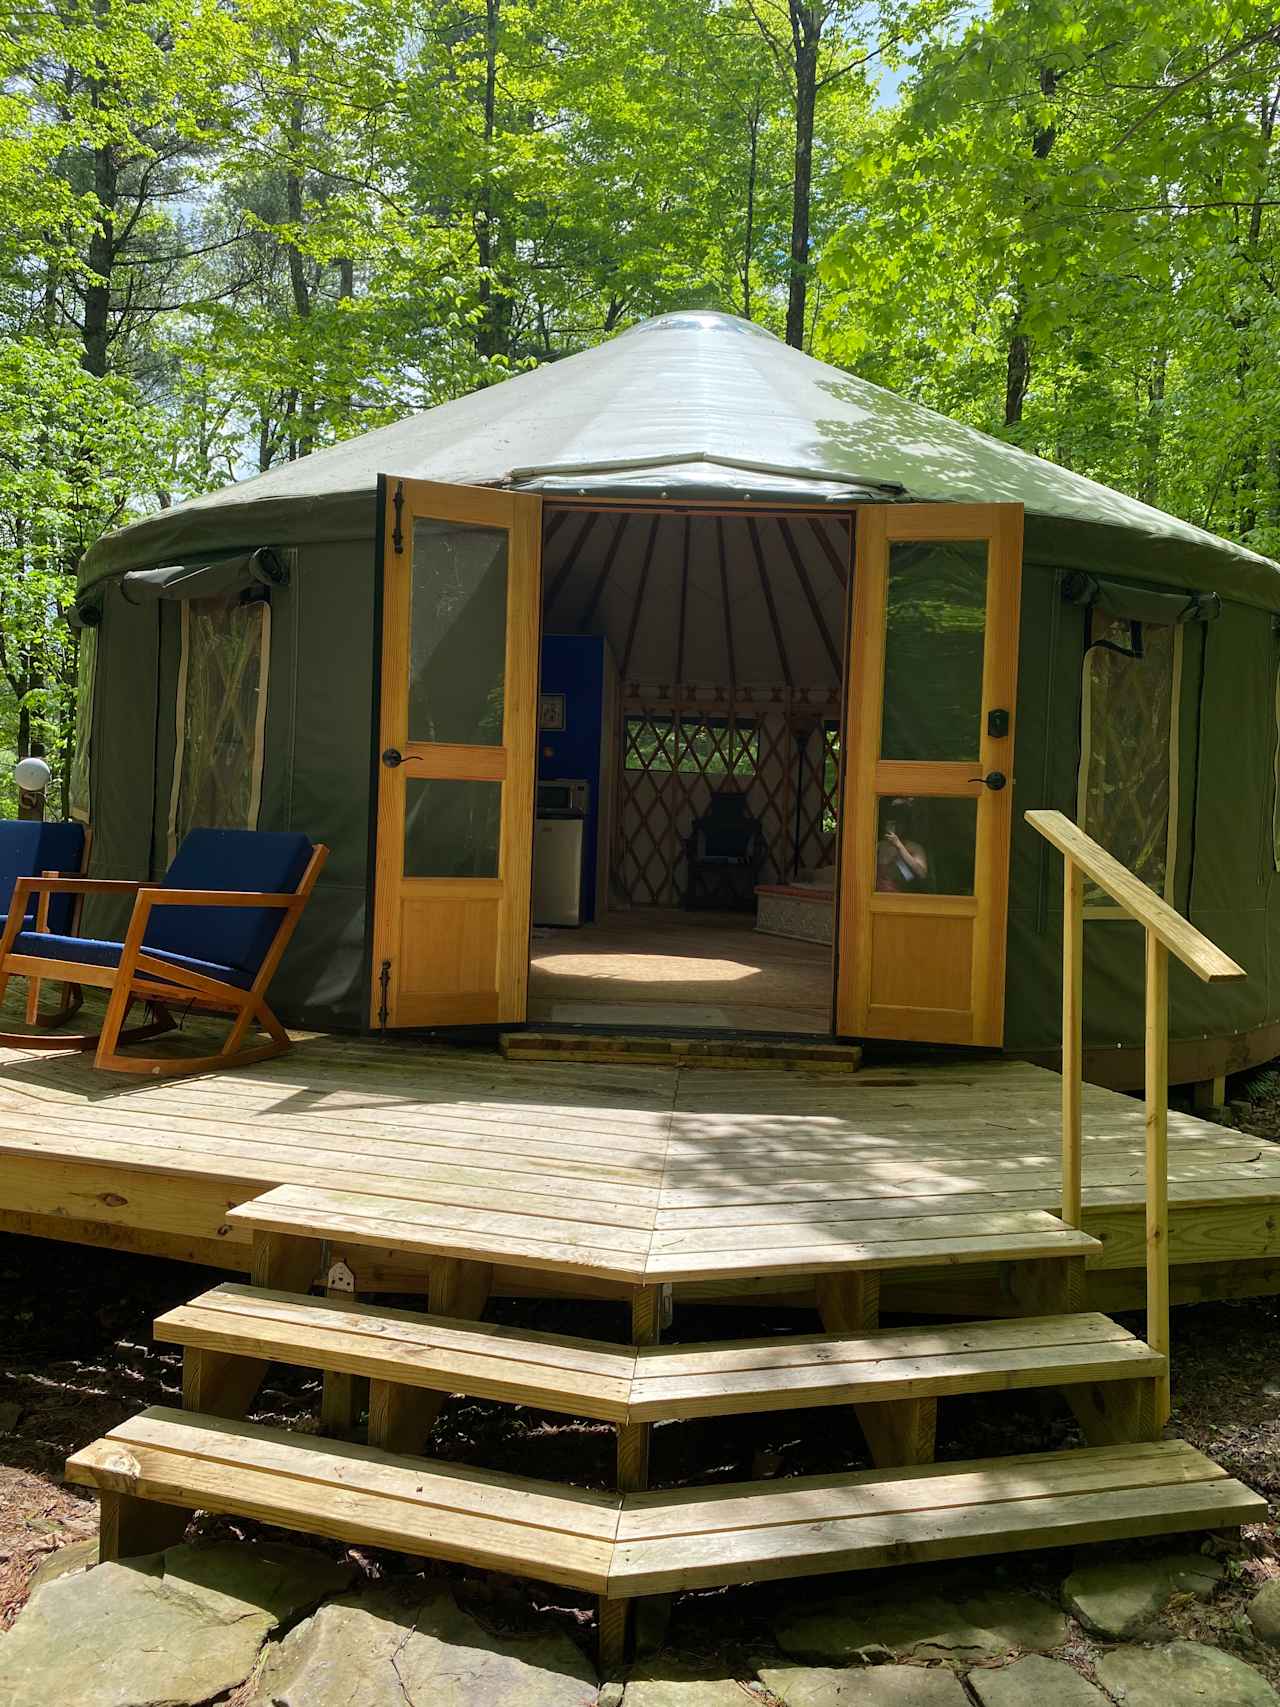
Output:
[
  {"left": 628, "top": 1312, "right": 1163, "bottom": 1421},
  {"left": 67, "top": 1407, "right": 616, "bottom": 1591},
  {"left": 156, "top": 1285, "right": 636, "bottom": 1423},
  {"left": 642, "top": 1213, "right": 1102, "bottom": 1284},
  {"left": 228, "top": 1183, "right": 1101, "bottom": 1285},
  {"left": 499, "top": 1032, "right": 863, "bottom": 1072},
  {"left": 68, "top": 1409, "right": 1264, "bottom": 1604},
  {"left": 606, "top": 1437, "right": 1267, "bottom": 1595},
  {"left": 157, "top": 1285, "right": 1164, "bottom": 1426}
]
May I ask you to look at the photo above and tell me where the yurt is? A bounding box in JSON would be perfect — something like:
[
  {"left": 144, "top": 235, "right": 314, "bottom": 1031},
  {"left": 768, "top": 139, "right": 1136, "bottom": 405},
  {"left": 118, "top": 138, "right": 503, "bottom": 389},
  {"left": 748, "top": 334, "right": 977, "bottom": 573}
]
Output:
[{"left": 70, "top": 311, "right": 1280, "bottom": 1087}]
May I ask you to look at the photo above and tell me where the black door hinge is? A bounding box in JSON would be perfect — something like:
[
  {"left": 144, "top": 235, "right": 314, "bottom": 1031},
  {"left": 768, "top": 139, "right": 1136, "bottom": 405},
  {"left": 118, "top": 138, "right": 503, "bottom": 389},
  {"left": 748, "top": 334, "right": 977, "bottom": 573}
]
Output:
[
  {"left": 377, "top": 958, "right": 392, "bottom": 1029},
  {"left": 392, "top": 481, "right": 405, "bottom": 555}
]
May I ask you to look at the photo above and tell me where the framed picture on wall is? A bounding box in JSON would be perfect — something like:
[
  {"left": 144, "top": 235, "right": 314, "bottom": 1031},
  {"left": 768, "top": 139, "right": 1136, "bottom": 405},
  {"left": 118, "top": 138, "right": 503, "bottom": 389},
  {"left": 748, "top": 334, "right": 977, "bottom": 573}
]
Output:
[{"left": 540, "top": 692, "right": 566, "bottom": 731}]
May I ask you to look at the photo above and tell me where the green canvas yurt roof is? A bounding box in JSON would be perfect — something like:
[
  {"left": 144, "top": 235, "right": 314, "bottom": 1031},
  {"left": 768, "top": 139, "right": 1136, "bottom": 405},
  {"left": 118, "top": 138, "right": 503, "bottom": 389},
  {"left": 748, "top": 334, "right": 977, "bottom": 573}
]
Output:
[{"left": 83, "top": 310, "right": 1280, "bottom": 609}]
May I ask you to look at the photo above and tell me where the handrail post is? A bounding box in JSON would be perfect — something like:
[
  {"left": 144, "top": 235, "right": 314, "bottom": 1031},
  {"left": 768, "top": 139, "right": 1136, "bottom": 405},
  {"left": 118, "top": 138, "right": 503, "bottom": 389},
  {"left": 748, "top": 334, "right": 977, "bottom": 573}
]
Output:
[
  {"left": 1061, "top": 856, "right": 1084, "bottom": 1228},
  {"left": 1145, "top": 928, "right": 1171, "bottom": 1425},
  {"left": 1026, "top": 807, "right": 1245, "bottom": 1435}
]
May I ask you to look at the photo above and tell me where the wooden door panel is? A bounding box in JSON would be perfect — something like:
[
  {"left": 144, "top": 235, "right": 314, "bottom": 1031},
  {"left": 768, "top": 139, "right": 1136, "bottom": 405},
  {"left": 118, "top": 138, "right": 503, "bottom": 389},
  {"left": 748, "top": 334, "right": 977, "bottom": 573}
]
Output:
[
  {"left": 371, "top": 478, "right": 541, "bottom": 1029},
  {"left": 837, "top": 502, "right": 1022, "bottom": 1047},
  {"left": 397, "top": 895, "right": 501, "bottom": 1023},
  {"left": 868, "top": 912, "right": 974, "bottom": 1012}
]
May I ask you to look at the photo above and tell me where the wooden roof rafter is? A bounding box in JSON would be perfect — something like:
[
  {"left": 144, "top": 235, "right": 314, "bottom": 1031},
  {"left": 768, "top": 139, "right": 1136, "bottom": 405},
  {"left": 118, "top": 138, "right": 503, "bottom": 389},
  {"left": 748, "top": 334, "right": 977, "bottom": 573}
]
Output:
[
  {"left": 621, "top": 514, "right": 662, "bottom": 678},
  {"left": 543, "top": 510, "right": 571, "bottom": 548},
  {"left": 543, "top": 511, "right": 600, "bottom": 612},
  {"left": 675, "top": 515, "right": 691, "bottom": 684},
  {"left": 576, "top": 511, "right": 630, "bottom": 634},
  {"left": 745, "top": 516, "right": 792, "bottom": 688},
  {"left": 716, "top": 517, "right": 736, "bottom": 694},
  {"left": 777, "top": 517, "right": 841, "bottom": 678},
  {"left": 808, "top": 516, "right": 851, "bottom": 589}
]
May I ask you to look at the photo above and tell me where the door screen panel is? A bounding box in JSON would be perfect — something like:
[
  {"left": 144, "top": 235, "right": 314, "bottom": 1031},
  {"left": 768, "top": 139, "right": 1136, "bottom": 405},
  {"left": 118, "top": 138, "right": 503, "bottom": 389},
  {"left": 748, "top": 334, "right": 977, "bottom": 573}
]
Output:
[
  {"left": 403, "top": 777, "right": 503, "bottom": 879},
  {"left": 882, "top": 540, "right": 988, "bottom": 763},
  {"left": 408, "top": 519, "right": 508, "bottom": 746},
  {"left": 876, "top": 794, "right": 978, "bottom": 896}
]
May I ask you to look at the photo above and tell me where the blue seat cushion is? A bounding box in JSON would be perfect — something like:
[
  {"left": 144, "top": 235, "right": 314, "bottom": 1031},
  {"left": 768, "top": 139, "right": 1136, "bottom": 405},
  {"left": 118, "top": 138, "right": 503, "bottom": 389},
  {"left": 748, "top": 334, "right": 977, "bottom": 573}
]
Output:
[
  {"left": 13, "top": 931, "right": 254, "bottom": 990},
  {"left": 0, "top": 821, "right": 85, "bottom": 935},
  {"left": 145, "top": 830, "right": 314, "bottom": 979}
]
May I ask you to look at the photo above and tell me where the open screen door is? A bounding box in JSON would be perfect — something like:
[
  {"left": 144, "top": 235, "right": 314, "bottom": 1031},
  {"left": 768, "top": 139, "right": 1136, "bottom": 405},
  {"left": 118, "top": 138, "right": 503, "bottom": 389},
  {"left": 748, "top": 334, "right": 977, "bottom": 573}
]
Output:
[
  {"left": 370, "top": 477, "right": 542, "bottom": 1028},
  {"left": 836, "top": 503, "right": 1023, "bottom": 1046}
]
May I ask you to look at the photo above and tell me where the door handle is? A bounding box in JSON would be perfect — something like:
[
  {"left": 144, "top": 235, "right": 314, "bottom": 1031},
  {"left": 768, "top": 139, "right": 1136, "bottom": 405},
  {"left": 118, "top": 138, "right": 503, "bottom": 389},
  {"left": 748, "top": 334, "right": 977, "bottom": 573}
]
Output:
[
  {"left": 969, "top": 771, "right": 1008, "bottom": 791},
  {"left": 382, "top": 747, "right": 423, "bottom": 768}
]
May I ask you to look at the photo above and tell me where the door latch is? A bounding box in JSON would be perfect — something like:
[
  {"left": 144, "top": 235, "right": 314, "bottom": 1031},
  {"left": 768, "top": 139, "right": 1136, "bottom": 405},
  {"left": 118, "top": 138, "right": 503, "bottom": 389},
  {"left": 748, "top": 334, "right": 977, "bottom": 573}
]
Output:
[
  {"left": 381, "top": 747, "right": 403, "bottom": 767},
  {"left": 969, "top": 771, "right": 1008, "bottom": 791},
  {"left": 987, "top": 708, "right": 1010, "bottom": 738}
]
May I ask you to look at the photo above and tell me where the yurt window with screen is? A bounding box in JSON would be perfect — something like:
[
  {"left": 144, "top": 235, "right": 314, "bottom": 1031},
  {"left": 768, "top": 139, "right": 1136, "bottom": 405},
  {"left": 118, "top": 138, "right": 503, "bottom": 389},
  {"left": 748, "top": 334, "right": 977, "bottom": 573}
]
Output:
[
  {"left": 1077, "top": 613, "right": 1182, "bottom": 914},
  {"left": 623, "top": 714, "right": 759, "bottom": 776},
  {"left": 167, "top": 594, "right": 270, "bottom": 860}
]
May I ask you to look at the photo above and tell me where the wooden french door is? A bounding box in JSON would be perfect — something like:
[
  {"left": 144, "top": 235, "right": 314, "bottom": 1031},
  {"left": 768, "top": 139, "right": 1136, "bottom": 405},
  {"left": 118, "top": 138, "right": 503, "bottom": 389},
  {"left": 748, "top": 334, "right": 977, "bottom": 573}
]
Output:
[
  {"left": 836, "top": 502, "right": 1023, "bottom": 1046},
  {"left": 370, "top": 477, "right": 542, "bottom": 1028}
]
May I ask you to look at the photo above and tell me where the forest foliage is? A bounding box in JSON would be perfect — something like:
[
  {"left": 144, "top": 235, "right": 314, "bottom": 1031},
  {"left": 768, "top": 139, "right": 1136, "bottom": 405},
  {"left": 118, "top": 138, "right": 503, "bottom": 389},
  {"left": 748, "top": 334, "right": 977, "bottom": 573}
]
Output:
[{"left": 1, "top": 0, "right": 1278, "bottom": 811}]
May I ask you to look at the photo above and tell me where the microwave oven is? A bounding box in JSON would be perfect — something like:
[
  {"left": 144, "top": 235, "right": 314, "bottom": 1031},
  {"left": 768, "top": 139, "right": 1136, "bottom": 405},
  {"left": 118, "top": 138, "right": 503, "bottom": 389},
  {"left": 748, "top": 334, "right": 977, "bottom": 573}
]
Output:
[{"left": 537, "top": 779, "right": 589, "bottom": 815}]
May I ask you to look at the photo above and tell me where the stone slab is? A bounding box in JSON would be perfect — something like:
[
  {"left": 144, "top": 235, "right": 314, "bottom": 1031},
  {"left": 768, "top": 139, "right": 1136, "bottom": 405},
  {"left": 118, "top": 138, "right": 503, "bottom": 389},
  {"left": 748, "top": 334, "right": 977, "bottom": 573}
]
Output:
[
  {"left": 1096, "top": 1640, "right": 1280, "bottom": 1707},
  {"left": 1063, "top": 1554, "right": 1223, "bottom": 1639},
  {"left": 772, "top": 1578, "right": 1067, "bottom": 1663},
  {"left": 0, "top": 1540, "right": 352, "bottom": 1707},
  {"left": 760, "top": 1661, "right": 970, "bottom": 1704},
  {"left": 253, "top": 1582, "right": 599, "bottom": 1707},
  {"left": 26, "top": 1535, "right": 98, "bottom": 1598},
  {"left": 968, "top": 1654, "right": 1107, "bottom": 1707},
  {"left": 621, "top": 1662, "right": 751, "bottom": 1705},
  {"left": 1250, "top": 1579, "right": 1280, "bottom": 1645}
]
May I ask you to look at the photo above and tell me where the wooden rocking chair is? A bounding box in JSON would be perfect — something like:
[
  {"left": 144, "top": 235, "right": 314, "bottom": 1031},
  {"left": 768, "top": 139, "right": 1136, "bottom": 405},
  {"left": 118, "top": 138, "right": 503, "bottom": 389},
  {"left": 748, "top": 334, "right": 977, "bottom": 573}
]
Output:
[
  {"left": 0, "top": 819, "right": 90, "bottom": 1027},
  {"left": 0, "top": 828, "right": 327, "bottom": 1077}
]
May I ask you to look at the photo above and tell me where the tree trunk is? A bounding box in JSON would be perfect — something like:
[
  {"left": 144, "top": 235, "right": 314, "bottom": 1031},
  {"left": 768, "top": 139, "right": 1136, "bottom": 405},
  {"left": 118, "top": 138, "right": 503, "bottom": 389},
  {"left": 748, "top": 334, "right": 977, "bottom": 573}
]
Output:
[
  {"left": 474, "top": 0, "right": 511, "bottom": 363},
  {"left": 785, "top": 6, "right": 820, "bottom": 350},
  {"left": 1140, "top": 345, "right": 1167, "bottom": 505},
  {"left": 1229, "top": 83, "right": 1279, "bottom": 538},
  {"left": 81, "top": 141, "right": 117, "bottom": 378},
  {"left": 742, "top": 89, "right": 761, "bottom": 320},
  {"left": 284, "top": 45, "right": 316, "bottom": 455},
  {"left": 1004, "top": 296, "right": 1031, "bottom": 428},
  {"left": 1004, "top": 67, "right": 1059, "bottom": 430}
]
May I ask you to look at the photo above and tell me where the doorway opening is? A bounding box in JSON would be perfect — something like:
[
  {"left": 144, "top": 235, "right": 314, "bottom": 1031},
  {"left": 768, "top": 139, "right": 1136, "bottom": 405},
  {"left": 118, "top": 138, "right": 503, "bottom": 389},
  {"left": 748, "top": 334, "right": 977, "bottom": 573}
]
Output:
[{"left": 526, "top": 503, "right": 852, "bottom": 1035}]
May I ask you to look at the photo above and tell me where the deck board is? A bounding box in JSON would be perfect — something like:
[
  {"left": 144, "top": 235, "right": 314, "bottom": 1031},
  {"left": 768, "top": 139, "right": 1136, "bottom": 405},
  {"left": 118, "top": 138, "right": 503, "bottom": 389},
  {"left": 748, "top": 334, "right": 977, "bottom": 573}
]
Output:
[{"left": 0, "top": 1040, "right": 1277, "bottom": 1292}]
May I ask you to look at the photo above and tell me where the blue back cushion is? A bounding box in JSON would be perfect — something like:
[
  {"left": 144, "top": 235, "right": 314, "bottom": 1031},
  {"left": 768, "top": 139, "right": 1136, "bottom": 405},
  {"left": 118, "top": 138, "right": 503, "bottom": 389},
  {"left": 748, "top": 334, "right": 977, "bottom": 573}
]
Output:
[
  {"left": 144, "top": 830, "right": 313, "bottom": 978},
  {"left": 0, "top": 821, "right": 85, "bottom": 933}
]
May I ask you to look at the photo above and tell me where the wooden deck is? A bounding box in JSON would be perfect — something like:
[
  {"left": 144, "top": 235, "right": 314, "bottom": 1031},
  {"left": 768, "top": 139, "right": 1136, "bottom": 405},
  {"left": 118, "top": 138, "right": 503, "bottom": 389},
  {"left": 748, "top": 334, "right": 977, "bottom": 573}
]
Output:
[{"left": 0, "top": 1034, "right": 1278, "bottom": 1311}]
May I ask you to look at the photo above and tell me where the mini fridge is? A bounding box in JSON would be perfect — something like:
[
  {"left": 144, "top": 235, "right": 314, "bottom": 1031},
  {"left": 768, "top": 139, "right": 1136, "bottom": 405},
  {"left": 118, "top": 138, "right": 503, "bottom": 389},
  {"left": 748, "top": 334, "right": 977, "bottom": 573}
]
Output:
[{"left": 532, "top": 816, "right": 586, "bottom": 927}]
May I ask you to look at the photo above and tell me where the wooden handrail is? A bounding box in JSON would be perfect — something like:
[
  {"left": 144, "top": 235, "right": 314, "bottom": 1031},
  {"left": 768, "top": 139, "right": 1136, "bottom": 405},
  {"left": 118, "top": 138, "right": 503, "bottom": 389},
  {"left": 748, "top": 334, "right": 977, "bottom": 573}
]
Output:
[
  {"left": 1025, "top": 811, "right": 1245, "bottom": 983},
  {"left": 1025, "top": 808, "right": 1246, "bottom": 1426}
]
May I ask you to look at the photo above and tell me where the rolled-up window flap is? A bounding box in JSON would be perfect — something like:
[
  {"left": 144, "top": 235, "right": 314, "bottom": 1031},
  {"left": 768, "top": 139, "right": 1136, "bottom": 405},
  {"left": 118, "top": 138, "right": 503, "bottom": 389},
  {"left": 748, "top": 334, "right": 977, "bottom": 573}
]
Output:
[
  {"left": 1062, "top": 569, "right": 1220, "bottom": 625},
  {"left": 67, "top": 589, "right": 104, "bottom": 628},
  {"left": 118, "top": 546, "right": 289, "bottom": 606}
]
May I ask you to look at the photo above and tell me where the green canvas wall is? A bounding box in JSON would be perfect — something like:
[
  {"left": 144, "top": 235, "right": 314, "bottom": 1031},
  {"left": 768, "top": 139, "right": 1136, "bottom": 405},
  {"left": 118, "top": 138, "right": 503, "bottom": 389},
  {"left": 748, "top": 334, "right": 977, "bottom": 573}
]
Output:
[{"left": 76, "top": 520, "right": 1280, "bottom": 1065}]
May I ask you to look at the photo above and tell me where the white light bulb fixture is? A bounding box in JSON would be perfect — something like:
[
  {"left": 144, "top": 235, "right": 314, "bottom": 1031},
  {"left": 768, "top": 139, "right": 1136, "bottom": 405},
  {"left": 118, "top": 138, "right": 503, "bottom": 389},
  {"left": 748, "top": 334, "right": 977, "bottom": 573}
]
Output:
[{"left": 14, "top": 756, "right": 51, "bottom": 793}]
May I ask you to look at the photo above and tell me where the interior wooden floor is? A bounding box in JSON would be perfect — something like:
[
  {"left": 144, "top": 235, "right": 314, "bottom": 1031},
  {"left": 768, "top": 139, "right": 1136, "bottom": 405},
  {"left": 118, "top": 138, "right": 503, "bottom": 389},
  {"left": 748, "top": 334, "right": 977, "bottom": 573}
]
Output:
[
  {"left": 0, "top": 1029, "right": 1278, "bottom": 1311},
  {"left": 527, "top": 907, "right": 832, "bottom": 1033}
]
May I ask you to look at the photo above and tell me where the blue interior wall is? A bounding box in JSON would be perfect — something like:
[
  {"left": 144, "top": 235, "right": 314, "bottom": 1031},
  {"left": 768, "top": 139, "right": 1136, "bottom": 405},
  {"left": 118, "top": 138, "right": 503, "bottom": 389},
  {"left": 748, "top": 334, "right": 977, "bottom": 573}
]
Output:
[{"left": 538, "top": 634, "right": 606, "bottom": 923}]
